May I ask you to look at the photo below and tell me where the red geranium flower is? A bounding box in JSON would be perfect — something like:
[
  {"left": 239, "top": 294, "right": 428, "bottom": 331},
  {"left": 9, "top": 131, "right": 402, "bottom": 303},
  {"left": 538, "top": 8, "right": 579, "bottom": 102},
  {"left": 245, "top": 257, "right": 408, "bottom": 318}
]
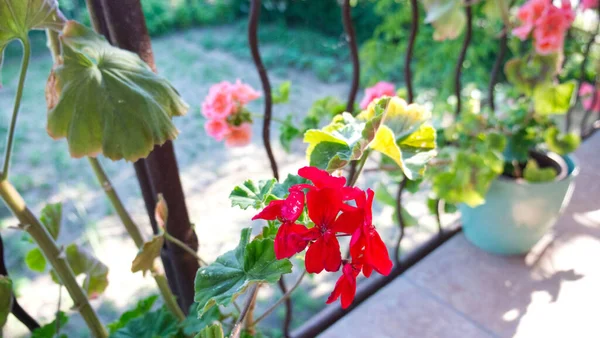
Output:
[
  {"left": 326, "top": 262, "right": 361, "bottom": 309},
  {"left": 345, "top": 189, "right": 393, "bottom": 277}
]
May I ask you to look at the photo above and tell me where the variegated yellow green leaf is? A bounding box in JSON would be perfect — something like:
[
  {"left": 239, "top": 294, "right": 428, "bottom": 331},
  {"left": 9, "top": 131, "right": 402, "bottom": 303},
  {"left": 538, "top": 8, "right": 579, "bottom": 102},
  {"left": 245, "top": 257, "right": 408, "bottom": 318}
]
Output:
[{"left": 46, "top": 21, "right": 188, "bottom": 161}]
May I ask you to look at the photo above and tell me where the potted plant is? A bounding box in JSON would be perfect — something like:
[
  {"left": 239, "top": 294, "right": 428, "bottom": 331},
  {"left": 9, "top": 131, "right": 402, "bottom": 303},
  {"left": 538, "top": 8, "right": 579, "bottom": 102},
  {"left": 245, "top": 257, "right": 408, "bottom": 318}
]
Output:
[{"left": 427, "top": 0, "right": 586, "bottom": 255}]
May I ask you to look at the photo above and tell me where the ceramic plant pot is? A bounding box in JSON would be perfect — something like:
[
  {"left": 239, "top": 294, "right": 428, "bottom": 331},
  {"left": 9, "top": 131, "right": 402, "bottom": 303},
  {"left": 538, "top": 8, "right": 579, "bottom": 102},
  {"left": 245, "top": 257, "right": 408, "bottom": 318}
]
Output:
[{"left": 459, "top": 153, "right": 579, "bottom": 255}]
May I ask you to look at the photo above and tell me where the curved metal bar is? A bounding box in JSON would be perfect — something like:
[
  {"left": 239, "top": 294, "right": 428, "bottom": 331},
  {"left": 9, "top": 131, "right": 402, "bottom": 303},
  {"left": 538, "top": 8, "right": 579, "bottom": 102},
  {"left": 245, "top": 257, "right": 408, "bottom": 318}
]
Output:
[
  {"left": 488, "top": 31, "right": 507, "bottom": 113},
  {"left": 342, "top": 0, "right": 360, "bottom": 113},
  {"left": 405, "top": 0, "right": 419, "bottom": 103},
  {"left": 0, "top": 233, "right": 40, "bottom": 331},
  {"left": 454, "top": 3, "right": 473, "bottom": 118},
  {"left": 249, "top": 0, "right": 279, "bottom": 181}
]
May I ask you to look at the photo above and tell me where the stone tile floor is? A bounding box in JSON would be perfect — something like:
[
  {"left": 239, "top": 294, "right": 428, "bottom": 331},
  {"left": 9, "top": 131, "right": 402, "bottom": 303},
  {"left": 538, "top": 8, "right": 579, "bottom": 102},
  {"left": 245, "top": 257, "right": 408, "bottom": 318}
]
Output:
[{"left": 321, "top": 133, "right": 600, "bottom": 338}]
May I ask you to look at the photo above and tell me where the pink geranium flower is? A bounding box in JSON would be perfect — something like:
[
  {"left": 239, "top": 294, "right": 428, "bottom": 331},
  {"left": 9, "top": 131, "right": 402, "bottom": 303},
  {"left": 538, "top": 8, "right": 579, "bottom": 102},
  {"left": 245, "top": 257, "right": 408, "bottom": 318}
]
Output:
[
  {"left": 582, "top": 0, "right": 598, "bottom": 10},
  {"left": 202, "top": 82, "right": 236, "bottom": 119},
  {"left": 512, "top": 0, "right": 548, "bottom": 40},
  {"left": 359, "top": 81, "right": 396, "bottom": 109},
  {"left": 580, "top": 82, "right": 600, "bottom": 113},
  {"left": 225, "top": 123, "right": 253, "bottom": 147},
  {"left": 231, "top": 79, "right": 261, "bottom": 105},
  {"left": 204, "top": 119, "right": 230, "bottom": 141}
]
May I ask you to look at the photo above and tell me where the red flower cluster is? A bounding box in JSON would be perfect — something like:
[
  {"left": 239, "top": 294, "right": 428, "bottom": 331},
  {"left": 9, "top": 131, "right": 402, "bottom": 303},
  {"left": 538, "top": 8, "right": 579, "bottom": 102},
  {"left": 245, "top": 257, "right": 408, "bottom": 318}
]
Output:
[{"left": 253, "top": 167, "right": 393, "bottom": 309}]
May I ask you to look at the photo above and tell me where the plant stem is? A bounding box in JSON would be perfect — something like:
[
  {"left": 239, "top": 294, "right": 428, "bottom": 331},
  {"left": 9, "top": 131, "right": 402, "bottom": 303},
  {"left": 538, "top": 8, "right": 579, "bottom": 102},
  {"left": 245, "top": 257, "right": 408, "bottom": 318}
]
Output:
[
  {"left": 230, "top": 284, "right": 259, "bottom": 338},
  {"left": 2, "top": 38, "right": 31, "bottom": 181},
  {"left": 250, "top": 113, "right": 292, "bottom": 127},
  {"left": 0, "top": 179, "right": 107, "bottom": 337},
  {"left": 87, "top": 157, "right": 185, "bottom": 321},
  {"left": 164, "top": 232, "right": 207, "bottom": 266},
  {"left": 348, "top": 149, "right": 371, "bottom": 187},
  {"left": 252, "top": 271, "right": 306, "bottom": 326}
]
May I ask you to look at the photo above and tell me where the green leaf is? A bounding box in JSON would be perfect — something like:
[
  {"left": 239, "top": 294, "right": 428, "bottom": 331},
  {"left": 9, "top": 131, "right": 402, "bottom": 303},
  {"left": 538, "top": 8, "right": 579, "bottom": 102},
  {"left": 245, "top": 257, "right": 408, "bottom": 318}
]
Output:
[
  {"left": 308, "top": 96, "right": 346, "bottom": 118},
  {"left": 181, "top": 305, "right": 221, "bottom": 336},
  {"left": 392, "top": 206, "right": 419, "bottom": 228},
  {"left": 131, "top": 235, "right": 164, "bottom": 276},
  {"left": 229, "top": 179, "right": 276, "bottom": 210},
  {"left": 110, "top": 307, "right": 179, "bottom": 338},
  {"left": 279, "top": 116, "right": 302, "bottom": 152},
  {"left": 404, "top": 178, "right": 423, "bottom": 193},
  {"left": 194, "top": 228, "right": 292, "bottom": 316},
  {"left": 40, "top": 202, "right": 62, "bottom": 240},
  {"left": 504, "top": 54, "right": 559, "bottom": 96},
  {"left": 31, "top": 311, "right": 69, "bottom": 338},
  {"left": 0, "top": 276, "right": 12, "bottom": 329},
  {"left": 533, "top": 81, "right": 575, "bottom": 115},
  {"left": 195, "top": 323, "right": 225, "bottom": 338},
  {"left": 50, "top": 243, "right": 109, "bottom": 298},
  {"left": 0, "top": 0, "right": 65, "bottom": 82},
  {"left": 108, "top": 295, "right": 159, "bottom": 333},
  {"left": 523, "top": 159, "right": 557, "bottom": 183},
  {"left": 374, "top": 183, "right": 396, "bottom": 207},
  {"left": 304, "top": 107, "right": 386, "bottom": 172},
  {"left": 272, "top": 81, "right": 291, "bottom": 104},
  {"left": 544, "top": 127, "right": 580, "bottom": 155},
  {"left": 25, "top": 247, "right": 47, "bottom": 272},
  {"left": 422, "top": 0, "right": 465, "bottom": 41},
  {"left": 46, "top": 21, "right": 188, "bottom": 161}
]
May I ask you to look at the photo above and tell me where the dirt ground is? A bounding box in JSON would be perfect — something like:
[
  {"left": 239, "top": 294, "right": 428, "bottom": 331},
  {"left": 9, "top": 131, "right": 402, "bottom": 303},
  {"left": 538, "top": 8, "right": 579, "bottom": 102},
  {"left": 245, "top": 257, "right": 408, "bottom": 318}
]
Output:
[{"left": 0, "top": 28, "right": 447, "bottom": 337}]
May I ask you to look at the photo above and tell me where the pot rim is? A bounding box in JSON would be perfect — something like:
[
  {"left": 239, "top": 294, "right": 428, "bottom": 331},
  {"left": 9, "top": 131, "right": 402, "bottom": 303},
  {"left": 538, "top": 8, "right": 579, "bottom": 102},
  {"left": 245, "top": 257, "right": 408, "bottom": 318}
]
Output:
[{"left": 497, "top": 153, "right": 580, "bottom": 186}]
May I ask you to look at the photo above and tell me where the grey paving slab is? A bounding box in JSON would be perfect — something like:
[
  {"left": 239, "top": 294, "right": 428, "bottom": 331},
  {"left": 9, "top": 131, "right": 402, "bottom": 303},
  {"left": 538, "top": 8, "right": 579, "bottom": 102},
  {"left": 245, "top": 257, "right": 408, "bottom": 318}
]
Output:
[{"left": 319, "top": 276, "right": 495, "bottom": 338}]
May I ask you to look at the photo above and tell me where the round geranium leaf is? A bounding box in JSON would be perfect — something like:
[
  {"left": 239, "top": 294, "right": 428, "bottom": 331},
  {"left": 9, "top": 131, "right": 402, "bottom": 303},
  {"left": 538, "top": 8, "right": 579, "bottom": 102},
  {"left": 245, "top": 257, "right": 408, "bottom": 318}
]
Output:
[
  {"left": 0, "top": 0, "right": 65, "bottom": 83},
  {"left": 46, "top": 21, "right": 188, "bottom": 161}
]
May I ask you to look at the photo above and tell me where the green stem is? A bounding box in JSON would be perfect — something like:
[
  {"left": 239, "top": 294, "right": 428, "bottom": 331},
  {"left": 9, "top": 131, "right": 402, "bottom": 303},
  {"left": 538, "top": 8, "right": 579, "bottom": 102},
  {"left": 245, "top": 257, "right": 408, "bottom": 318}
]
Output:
[
  {"left": 252, "top": 271, "right": 305, "bottom": 326},
  {"left": 164, "top": 232, "right": 207, "bottom": 266},
  {"left": 348, "top": 149, "right": 371, "bottom": 187},
  {"left": 0, "top": 179, "right": 107, "bottom": 337},
  {"left": 230, "top": 284, "right": 259, "bottom": 338},
  {"left": 46, "top": 30, "right": 61, "bottom": 63},
  {"left": 87, "top": 157, "right": 185, "bottom": 321},
  {"left": 2, "top": 38, "right": 31, "bottom": 181},
  {"left": 250, "top": 113, "right": 291, "bottom": 126}
]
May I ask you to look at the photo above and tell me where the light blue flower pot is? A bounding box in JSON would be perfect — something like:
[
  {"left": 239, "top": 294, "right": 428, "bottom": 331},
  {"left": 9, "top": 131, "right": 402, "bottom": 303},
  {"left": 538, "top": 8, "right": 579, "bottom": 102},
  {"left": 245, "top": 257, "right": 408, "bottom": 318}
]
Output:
[{"left": 459, "top": 155, "right": 579, "bottom": 255}]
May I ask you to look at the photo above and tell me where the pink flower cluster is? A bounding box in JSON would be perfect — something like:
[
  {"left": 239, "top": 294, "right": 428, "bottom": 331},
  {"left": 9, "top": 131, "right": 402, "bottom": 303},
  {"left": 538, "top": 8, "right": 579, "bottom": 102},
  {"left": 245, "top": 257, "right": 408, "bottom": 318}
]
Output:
[
  {"left": 512, "top": 0, "right": 575, "bottom": 55},
  {"left": 582, "top": 0, "right": 598, "bottom": 10},
  {"left": 360, "top": 81, "right": 396, "bottom": 109},
  {"left": 202, "top": 80, "right": 261, "bottom": 147},
  {"left": 580, "top": 82, "right": 600, "bottom": 113}
]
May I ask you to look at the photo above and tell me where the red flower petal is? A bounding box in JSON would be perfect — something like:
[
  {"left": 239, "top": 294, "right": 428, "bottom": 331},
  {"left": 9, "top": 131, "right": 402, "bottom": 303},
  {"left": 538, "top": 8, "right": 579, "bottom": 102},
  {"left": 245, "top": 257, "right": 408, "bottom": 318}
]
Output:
[
  {"left": 252, "top": 200, "right": 283, "bottom": 221},
  {"left": 305, "top": 233, "right": 342, "bottom": 273},
  {"left": 274, "top": 222, "right": 310, "bottom": 259},
  {"left": 298, "top": 166, "right": 346, "bottom": 189},
  {"left": 331, "top": 208, "right": 363, "bottom": 235},
  {"left": 365, "top": 229, "right": 393, "bottom": 276},
  {"left": 307, "top": 188, "right": 343, "bottom": 228},
  {"left": 326, "top": 263, "right": 358, "bottom": 309},
  {"left": 281, "top": 190, "right": 304, "bottom": 222}
]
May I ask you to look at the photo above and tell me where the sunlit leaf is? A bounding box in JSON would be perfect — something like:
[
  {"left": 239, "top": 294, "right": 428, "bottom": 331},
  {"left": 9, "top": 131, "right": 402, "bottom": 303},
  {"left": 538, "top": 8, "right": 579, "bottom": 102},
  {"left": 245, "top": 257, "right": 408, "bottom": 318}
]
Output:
[
  {"left": 229, "top": 179, "right": 276, "bottom": 210},
  {"left": 131, "top": 235, "right": 164, "bottom": 276},
  {"left": 533, "top": 81, "right": 575, "bottom": 115},
  {"left": 46, "top": 21, "right": 188, "bottom": 161},
  {"left": 25, "top": 247, "right": 46, "bottom": 272},
  {"left": 0, "top": 276, "right": 12, "bottom": 329},
  {"left": 195, "top": 323, "right": 224, "bottom": 338},
  {"left": 110, "top": 307, "right": 179, "bottom": 338},
  {"left": 544, "top": 126, "right": 580, "bottom": 155},
  {"left": 50, "top": 243, "right": 109, "bottom": 298},
  {"left": 108, "top": 295, "right": 159, "bottom": 334},
  {"left": 523, "top": 159, "right": 557, "bottom": 183},
  {"left": 194, "top": 228, "right": 292, "bottom": 316},
  {"left": 421, "top": 0, "right": 465, "bottom": 41},
  {"left": 40, "top": 202, "right": 62, "bottom": 240},
  {"left": 0, "top": 0, "right": 65, "bottom": 82}
]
